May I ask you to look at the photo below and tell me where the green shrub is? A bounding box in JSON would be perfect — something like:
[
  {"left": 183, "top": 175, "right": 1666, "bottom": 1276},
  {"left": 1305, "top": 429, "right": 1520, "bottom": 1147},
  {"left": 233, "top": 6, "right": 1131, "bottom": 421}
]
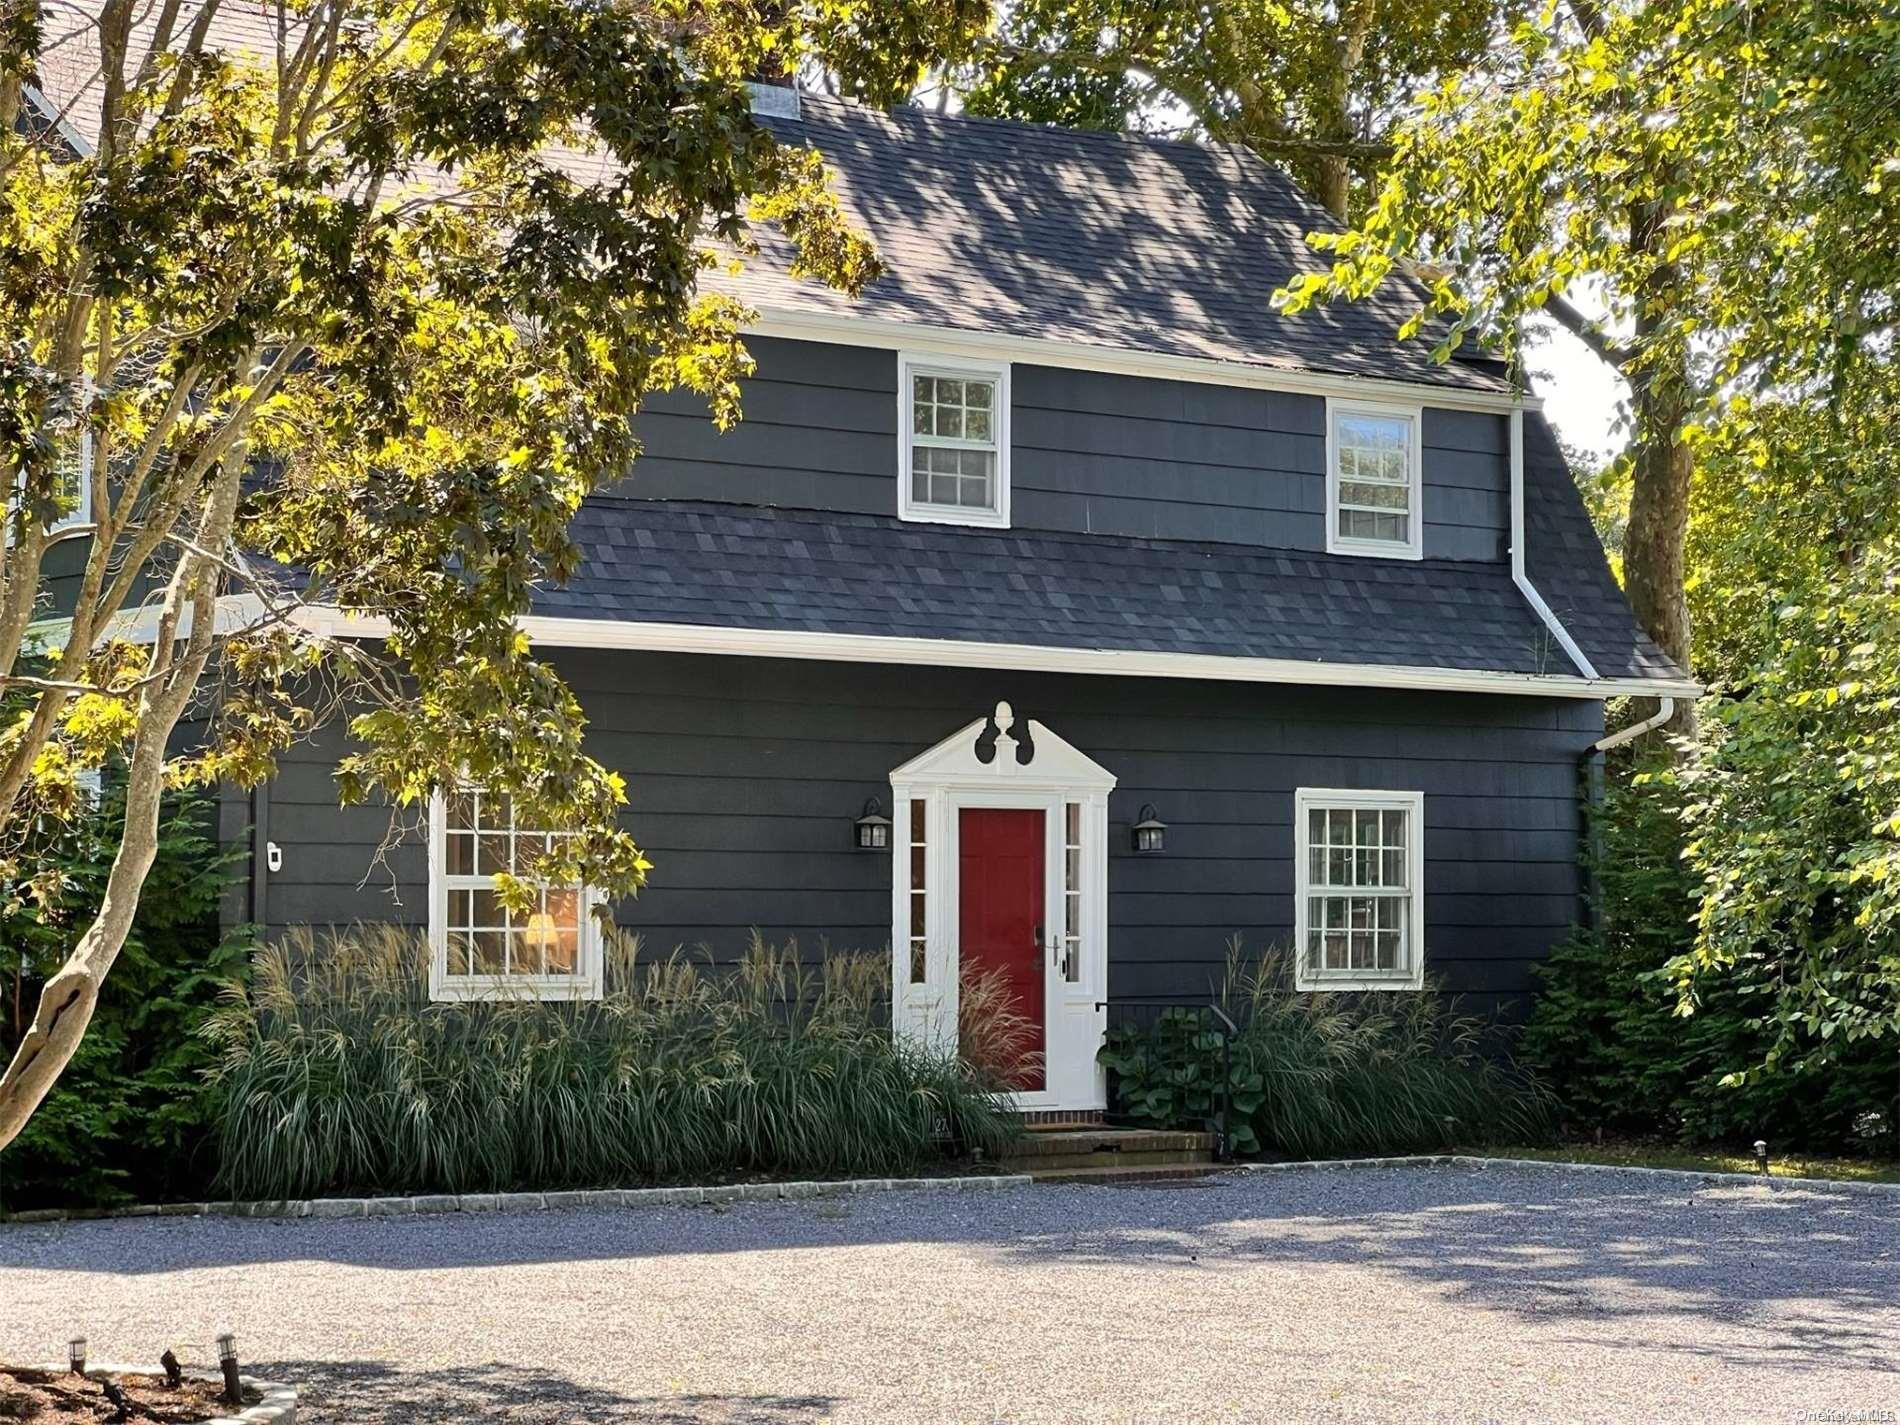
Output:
[
  {"left": 1100, "top": 942, "right": 1554, "bottom": 1158},
  {"left": 0, "top": 788, "right": 246, "bottom": 1211},
  {"left": 205, "top": 928, "right": 1018, "bottom": 1200},
  {"left": 1526, "top": 753, "right": 1900, "bottom": 1154}
]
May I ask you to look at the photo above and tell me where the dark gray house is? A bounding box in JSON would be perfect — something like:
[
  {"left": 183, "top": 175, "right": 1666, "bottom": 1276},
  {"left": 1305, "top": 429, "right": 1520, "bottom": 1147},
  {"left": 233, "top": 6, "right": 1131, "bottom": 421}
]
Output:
[{"left": 235, "top": 90, "right": 1691, "bottom": 1114}]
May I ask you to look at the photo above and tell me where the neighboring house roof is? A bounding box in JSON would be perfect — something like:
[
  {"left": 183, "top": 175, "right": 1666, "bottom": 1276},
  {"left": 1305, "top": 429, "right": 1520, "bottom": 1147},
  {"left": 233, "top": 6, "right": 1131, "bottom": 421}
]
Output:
[
  {"left": 546, "top": 495, "right": 1577, "bottom": 681},
  {"left": 730, "top": 95, "right": 1512, "bottom": 395}
]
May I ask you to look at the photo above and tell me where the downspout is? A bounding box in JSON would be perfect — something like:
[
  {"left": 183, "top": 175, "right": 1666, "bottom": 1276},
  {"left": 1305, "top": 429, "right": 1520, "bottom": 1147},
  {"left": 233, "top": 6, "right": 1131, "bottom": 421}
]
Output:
[
  {"left": 249, "top": 782, "right": 271, "bottom": 931},
  {"left": 1578, "top": 696, "right": 1678, "bottom": 928},
  {"left": 1509, "top": 406, "right": 1601, "bottom": 681}
]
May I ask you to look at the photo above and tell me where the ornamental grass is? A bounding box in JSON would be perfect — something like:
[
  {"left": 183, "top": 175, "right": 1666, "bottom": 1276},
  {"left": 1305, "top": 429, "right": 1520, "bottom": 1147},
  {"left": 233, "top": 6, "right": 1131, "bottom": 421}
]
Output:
[{"left": 206, "top": 927, "right": 1017, "bottom": 1201}]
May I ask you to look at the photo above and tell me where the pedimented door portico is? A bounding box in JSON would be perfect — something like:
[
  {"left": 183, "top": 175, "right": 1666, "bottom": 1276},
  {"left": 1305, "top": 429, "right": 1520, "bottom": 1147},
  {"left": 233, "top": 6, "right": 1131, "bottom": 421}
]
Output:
[{"left": 889, "top": 702, "right": 1114, "bottom": 1111}]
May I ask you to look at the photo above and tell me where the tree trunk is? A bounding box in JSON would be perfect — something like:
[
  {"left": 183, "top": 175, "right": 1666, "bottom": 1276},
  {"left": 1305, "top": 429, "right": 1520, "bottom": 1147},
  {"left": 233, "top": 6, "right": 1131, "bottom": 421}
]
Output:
[
  {"left": 0, "top": 702, "right": 170, "bottom": 1153},
  {"left": 0, "top": 466, "right": 241, "bottom": 1154},
  {"left": 1623, "top": 373, "right": 1697, "bottom": 734},
  {"left": 1315, "top": 155, "right": 1350, "bottom": 222}
]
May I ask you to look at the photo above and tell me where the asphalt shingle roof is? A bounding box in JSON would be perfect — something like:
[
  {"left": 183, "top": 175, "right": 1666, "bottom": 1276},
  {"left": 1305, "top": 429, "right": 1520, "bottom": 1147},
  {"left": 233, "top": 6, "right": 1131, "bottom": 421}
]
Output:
[
  {"left": 543, "top": 498, "right": 1570, "bottom": 678},
  {"left": 1521, "top": 412, "right": 1682, "bottom": 682},
  {"left": 729, "top": 95, "right": 1511, "bottom": 394}
]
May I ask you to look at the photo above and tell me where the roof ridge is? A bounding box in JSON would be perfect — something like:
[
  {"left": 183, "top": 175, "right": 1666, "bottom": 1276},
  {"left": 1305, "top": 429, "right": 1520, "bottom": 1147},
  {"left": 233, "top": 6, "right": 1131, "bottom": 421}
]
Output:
[{"left": 785, "top": 93, "right": 1339, "bottom": 234}]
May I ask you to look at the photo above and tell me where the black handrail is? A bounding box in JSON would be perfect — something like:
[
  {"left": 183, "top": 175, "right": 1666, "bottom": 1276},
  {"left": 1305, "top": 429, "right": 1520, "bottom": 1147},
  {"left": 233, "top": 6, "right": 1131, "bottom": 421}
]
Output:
[{"left": 1096, "top": 997, "right": 1238, "bottom": 1163}]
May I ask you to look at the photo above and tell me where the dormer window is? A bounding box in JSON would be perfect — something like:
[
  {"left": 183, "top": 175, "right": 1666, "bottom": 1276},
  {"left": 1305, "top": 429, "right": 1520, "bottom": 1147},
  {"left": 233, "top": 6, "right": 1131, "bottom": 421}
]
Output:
[
  {"left": 899, "top": 353, "right": 1010, "bottom": 527},
  {"left": 54, "top": 428, "right": 93, "bottom": 530},
  {"left": 1327, "top": 399, "right": 1422, "bottom": 560}
]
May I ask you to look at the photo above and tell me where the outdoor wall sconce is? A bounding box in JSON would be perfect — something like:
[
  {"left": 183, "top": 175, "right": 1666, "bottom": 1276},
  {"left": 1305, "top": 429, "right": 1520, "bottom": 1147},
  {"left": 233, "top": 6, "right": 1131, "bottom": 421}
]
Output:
[
  {"left": 854, "top": 797, "right": 892, "bottom": 852},
  {"left": 68, "top": 1336, "right": 86, "bottom": 1375},
  {"left": 1132, "top": 804, "right": 1167, "bottom": 855}
]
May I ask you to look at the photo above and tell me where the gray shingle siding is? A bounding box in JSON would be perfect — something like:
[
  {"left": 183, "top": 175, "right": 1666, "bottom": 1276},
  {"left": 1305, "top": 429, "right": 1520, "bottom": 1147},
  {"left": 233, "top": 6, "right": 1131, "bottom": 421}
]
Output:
[
  {"left": 247, "top": 651, "right": 1602, "bottom": 1020},
  {"left": 1521, "top": 411, "right": 1680, "bottom": 681},
  {"left": 623, "top": 336, "right": 1512, "bottom": 562}
]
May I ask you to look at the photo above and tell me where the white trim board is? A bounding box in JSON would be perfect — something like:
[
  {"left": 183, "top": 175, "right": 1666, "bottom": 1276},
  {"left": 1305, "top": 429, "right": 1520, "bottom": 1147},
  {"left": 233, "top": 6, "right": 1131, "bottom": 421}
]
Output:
[
  {"left": 745, "top": 307, "right": 1536, "bottom": 416},
  {"left": 293, "top": 608, "right": 1703, "bottom": 700},
  {"left": 34, "top": 599, "right": 1699, "bottom": 700}
]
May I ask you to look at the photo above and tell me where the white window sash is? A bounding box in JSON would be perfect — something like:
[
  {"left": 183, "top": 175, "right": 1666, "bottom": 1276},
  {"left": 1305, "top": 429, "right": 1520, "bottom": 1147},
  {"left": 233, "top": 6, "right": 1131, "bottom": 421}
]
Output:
[
  {"left": 1294, "top": 787, "right": 1425, "bottom": 991},
  {"left": 426, "top": 787, "right": 604, "bottom": 1002},
  {"left": 1325, "top": 398, "right": 1423, "bottom": 560},
  {"left": 898, "top": 352, "right": 1011, "bottom": 528}
]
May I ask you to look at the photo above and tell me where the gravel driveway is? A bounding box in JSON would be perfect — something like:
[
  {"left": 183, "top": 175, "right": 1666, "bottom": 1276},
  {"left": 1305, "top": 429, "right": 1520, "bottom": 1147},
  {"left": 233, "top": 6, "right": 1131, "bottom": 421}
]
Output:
[{"left": 3, "top": 1163, "right": 1896, "bottom": 1423}]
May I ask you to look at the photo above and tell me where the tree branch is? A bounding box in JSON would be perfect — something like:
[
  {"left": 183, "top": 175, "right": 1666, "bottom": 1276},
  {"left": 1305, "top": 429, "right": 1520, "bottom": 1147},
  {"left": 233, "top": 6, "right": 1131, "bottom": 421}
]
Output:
[{"left": 1545, "top": 291, "right": 1636, "bottom": 370}]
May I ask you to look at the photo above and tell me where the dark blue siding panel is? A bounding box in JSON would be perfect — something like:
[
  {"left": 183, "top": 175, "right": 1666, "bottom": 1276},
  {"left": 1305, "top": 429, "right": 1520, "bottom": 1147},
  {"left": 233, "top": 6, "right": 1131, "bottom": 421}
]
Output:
[
  {"left": 620, "top": 338, "right": 1511, "bottom": 562},
  {"left": 257, "top": 652, "right": 1598, "bottom": 1020}
]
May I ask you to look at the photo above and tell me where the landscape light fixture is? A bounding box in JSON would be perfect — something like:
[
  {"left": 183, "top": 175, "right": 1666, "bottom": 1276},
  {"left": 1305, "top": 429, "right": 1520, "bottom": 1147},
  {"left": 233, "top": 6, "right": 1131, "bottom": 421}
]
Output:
[
  {"left": 1132, "top": 804, "right": 1167, "bottom": 855},
  {"left": 854, "top": 797, "right": 892, "bottom": 852},
  {"left": 217, "top": 1330, "right": 241, "bottom": 1406},
  {"left": 1753, "top": 1139, "right": 1770, "bottom": 1176},
  {"left": 68, "top": 1337, "right": 86, "bottom": 1375}
]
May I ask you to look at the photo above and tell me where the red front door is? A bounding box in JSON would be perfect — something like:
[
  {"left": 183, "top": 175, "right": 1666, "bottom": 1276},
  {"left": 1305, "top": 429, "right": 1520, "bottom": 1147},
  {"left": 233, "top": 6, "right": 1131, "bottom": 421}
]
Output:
[{"left": 958, "top": 808, "right": 1046, "bottom": 1091}]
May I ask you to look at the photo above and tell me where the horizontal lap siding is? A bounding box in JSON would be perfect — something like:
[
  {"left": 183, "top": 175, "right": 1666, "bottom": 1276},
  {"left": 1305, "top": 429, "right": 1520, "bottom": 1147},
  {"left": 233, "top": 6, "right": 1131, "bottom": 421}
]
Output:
[
  {"left": 257, "top": 651, "right": 1598, "bottom": 1020},
  {"left": 616, "top": 340, "right": 1510, "bottom": 563}
]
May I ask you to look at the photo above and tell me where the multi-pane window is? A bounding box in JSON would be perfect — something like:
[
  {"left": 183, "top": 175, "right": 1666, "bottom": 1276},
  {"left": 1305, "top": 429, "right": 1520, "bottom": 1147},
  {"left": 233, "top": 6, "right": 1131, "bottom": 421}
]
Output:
[
  {"left": 906, "top": 799, "right": 927, "bottom": 985},
  {"left": 1329, "top": 402, "right": 1420, "bottom": 556},
  {"left": 1294, "top": 789, "right": 1424, "bottom": 990},
  {"left": 52, "top": 431, "right": 92, "bottom": 529},
  {"left": 1059, "top": 802, "right": 1082, "bottom": 983},
  {"left": 432, "top": 787, "right": 598, "bottom": 999},
  {"left": 900, "top": 357, "right": 1009, "bottom": 526}
]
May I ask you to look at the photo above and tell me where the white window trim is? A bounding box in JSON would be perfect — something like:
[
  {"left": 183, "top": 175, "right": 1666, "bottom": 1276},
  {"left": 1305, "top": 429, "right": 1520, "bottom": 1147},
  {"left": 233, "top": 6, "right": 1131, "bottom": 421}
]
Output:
[
  {"left": 54, "top": 428, "right": 94, "bottom": 531},
  {"left": 1294, "top": 787, "right": 1425, "bottom": 992},
  {"left": 425, "top": 787, "right": 606, "bottom": 1002},
  {"left": 10, "top": 420, "right": 93, "bottom": 542},
  {"left": 897, "top": 351, "right": 1011, "bottom": 528},
  {"left": 1325, "top": 397, "right": 1424, "bottom": 561}
]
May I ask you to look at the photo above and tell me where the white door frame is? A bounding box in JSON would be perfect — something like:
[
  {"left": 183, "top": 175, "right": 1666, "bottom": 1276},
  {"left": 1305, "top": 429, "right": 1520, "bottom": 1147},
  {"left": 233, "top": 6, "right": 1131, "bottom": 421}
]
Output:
[{"left": 889, "top": 701, "right": 1114, "bottom": 1111}]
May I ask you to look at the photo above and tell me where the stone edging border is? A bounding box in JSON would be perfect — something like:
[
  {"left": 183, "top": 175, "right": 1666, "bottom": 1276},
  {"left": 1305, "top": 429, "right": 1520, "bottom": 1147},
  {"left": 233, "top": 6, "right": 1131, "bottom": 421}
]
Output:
[
  {"left": 31, "top": 1367, "right": 294, "bottom": 1424},
  {"left": 0, "top": 1173, "right": 1036, "bottom": 1225},
  {"left": 8, "top": 1154, "right": 1897, "bottom": 1226},
  {"left": 1238, "top": 1152, "right": 1900, "bottom": 1198}
]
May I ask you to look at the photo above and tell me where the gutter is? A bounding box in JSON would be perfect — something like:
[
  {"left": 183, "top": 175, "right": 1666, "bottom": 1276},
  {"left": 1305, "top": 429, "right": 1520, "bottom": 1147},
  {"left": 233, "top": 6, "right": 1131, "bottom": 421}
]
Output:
[{"left": 27, "top": 596, "right": 1703, "bottom": 702}]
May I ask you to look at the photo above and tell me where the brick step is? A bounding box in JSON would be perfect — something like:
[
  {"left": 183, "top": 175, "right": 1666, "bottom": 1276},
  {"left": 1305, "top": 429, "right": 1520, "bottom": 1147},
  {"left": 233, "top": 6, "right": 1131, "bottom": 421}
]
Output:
[
  {"left": 997, "top": 1128, "right": 1215, "bottom": 1160},
  {"left": 1030, "top": 1162, "right": 1234, "bottom": 1186},
  {"left": 1017, "top": 1148, "right": 1215, "bottom": 1172}
]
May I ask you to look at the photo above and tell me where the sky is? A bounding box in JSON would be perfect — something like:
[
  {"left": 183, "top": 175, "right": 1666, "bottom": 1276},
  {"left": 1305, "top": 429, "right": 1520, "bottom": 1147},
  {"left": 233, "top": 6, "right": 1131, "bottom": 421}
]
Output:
[{"left": 1526, "top": 316, "right": 1629, "bottom": 465}]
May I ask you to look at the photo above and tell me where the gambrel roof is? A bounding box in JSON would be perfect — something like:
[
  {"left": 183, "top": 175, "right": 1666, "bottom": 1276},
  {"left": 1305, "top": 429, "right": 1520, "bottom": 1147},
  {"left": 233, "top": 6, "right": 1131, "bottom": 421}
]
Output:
[{"left": 729, "top": 95, "right": 1512, "bottom": 395}]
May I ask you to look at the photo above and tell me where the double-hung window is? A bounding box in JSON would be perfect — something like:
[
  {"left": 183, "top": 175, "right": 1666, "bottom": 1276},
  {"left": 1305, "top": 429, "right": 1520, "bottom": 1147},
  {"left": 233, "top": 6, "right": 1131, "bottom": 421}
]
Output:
[
  {"left": 429, "top": 786, "right": 602, "bottom": 1001},
  {"left": 899, "top": 354, "right": 1010, "bottom": 527},
  {"left": 11, "top": 417, "right": 92, "bottom": 538},
  {"left": 53, "top": 428, "right": 93, "bottom": 530},
  {"left": 1294, "top": 788, "right": 1424, "bottom": 990},
  {"left": 1327, "top": 399, "right": 1421, "bottom": 559}
]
